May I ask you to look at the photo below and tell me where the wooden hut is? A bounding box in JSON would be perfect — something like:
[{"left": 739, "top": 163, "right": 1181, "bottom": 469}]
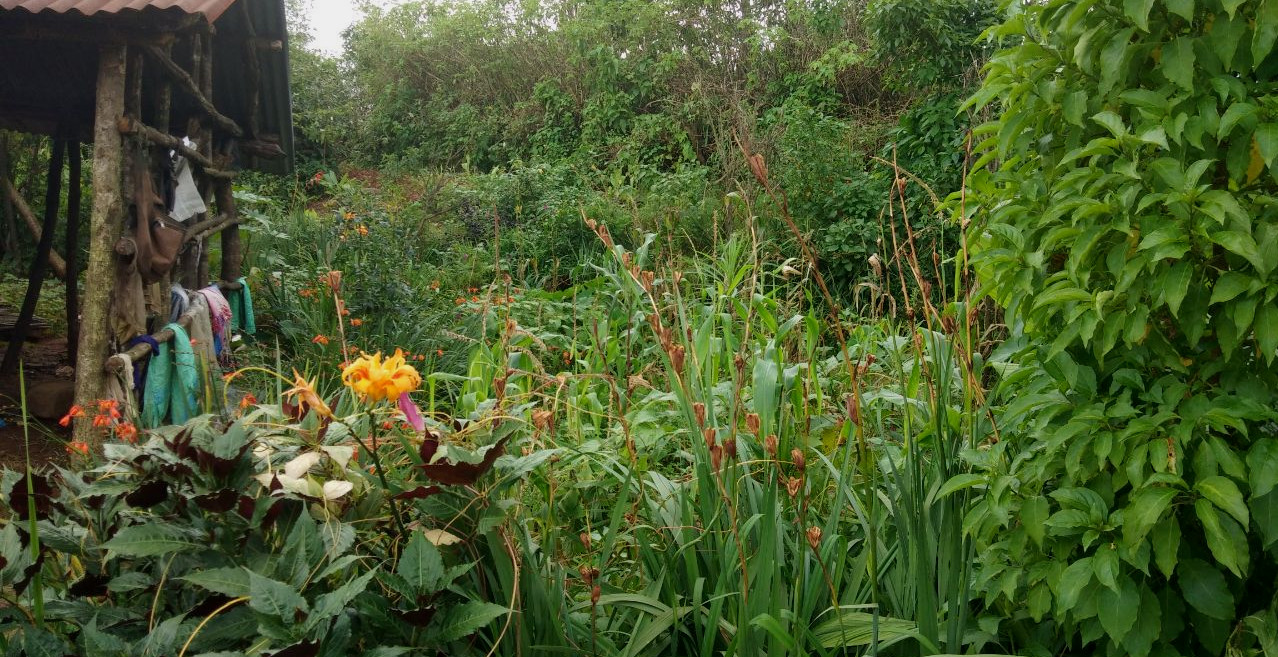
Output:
[{"left": 0, "top": 0, "right": 292, "bottom": 443}]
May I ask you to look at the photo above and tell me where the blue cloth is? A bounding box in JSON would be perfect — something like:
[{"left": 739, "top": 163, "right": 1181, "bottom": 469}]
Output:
[
  {"left": 167, "top": 323, "right": 200, "bottom": 424},
  {"left": 126, "top": 335, "right": 160, "bottom": 391},
  {"left": 169, "top": 285, "right": 190, "bottom": 323},
  {"left": 140, "top": 338, "right": 171, "bottom": 429}
]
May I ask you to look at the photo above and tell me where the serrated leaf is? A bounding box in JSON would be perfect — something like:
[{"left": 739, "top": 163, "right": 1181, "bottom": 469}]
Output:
[
  {"left": 1197, "top": 475, "right": 1249, "bottom": 528},
  {"left": 181, "top": 568, "right": 250, "bottom": 597},
  {"left": 430, "top": 601, "right": 509, "bottom": 642},
  {"left": 397, "top": 531, "right": 444, "bottom": 594},
  {"left": 248, "top": 572, "right": 307, "bottom": 621},
  {"left": 102, "top": 525, "right": 203, "bottom": 560}
]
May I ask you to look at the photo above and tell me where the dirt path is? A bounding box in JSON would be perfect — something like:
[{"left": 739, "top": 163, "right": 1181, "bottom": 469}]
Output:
[{"left": 0, "top": 335, "right": 71, "bottom": 470}]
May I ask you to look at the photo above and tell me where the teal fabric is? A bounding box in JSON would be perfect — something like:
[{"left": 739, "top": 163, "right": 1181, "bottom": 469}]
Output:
[
  {"left": 167, "top": 323, "right": 200, "bottom": 424},
  {"left": 229, "top": 277, "right": 257, "bottom": 337},
  {"left": 140, "top": 339, "right": 172, "bottom": 429}
]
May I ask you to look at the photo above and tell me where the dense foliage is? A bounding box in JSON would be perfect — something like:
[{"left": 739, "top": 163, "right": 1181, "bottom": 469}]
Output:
[{"left": 966, "top": 0, "right": 1278, "bottom": 655}]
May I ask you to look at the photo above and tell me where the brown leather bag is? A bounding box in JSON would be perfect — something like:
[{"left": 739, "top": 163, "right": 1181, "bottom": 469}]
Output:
[{"left": 132, "top": 152, "right": 186, "bottom": 284}]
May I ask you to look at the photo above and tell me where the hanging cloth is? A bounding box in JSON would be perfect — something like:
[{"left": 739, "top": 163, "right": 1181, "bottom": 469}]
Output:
[
  {"left": 169, "top": 284, "right": 190, "bottom": 323},
  {"left": 186, "top": 294, "right": 218, "bottom": 366},
  {"left": 140, "top": 338, "right": 172, "bottom": 429},
  {"left": 167, "top": 323, "right": 200, "bottom": 424},
  {"left": 228, "top": 277, "right": 256, "bottom": 337},
  {"left": 198, "top": 285, "right": 233, "bottom": 356}
]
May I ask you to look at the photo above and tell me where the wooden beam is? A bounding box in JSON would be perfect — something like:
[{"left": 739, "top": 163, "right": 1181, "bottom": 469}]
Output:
[
  {"left": 0, "top": 176, "right": 68, "bottom": 280},
  {"left": 1, "top": 139, "right": 65, "bottom": 376},
  {"left": 184, "top": 212, "right": 233, "bottom": 243},
  {"left": 140, "top": 44, "right": 243, "bottom": 137},
  {"left": 216, "top": 181, "right": 242, "bottom": 281},
  {"left": 74, "top": 44, "right": 128, "bottom": 448},
  {"left": 116, "top": 117, "right": 236, "bottom": 180}
]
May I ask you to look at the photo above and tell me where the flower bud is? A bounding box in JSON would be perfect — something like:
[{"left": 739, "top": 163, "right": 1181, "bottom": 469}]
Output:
[
  {"left": 722, "top": 437, "right": 737, "bottom": 461},
  {"left": 710, "top": 445, "right": 723, "bottom": 470},
  {"left": 806, "top": 526, "right": 822, "bottom": 551},
  {"left": 846, "top": 394, "right": 860, "bottom": 427},
  {"left": 693, "top": 402, "right": 706, "bottom": 428},
  {"left": 703, "top": 426, "right": 717, "bottom": 448},
  {"left": 791, "top": 448, "right": 806, "bottom": 472},
  {"left": 670, "top": 344, "right": 686, "bottom": 374},
  {"left": 764, "top": 434, "right": 778, "bottom": 457},
  {"left": 786, "top": 476, "right": 803, "bottom": 498},
  {"left": 580, "top": 532, "right": 592, "bottom": 550},
  {"left": 746, "top": 413, "right": 760, "bottom": 435}
]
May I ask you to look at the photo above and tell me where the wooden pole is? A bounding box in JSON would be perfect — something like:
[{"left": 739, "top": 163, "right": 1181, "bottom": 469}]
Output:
[
  {"left": 66, "top": 142, "right": 82, "bottom": 363},
  {"left": 0, "top": 177, "right": 68, "bottom": 280},
  {"left": 216, "top": 181, "right": 241, "bottom": 282},
  {"left": 1, "top": 139, "right": 65, "bottom": 376},
  {"left": 73, "top": 44, "right": 128, "bottom": 447},
  {"left": 0, "top": 134, "right": 17, "bottom": 259}
]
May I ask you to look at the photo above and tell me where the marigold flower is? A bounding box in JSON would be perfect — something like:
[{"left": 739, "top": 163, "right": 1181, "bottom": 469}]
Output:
[
  {"left": 285, "top": 370, "right": 333, "bottom": 419},
  {"left": 312, "top": 334, "right": 330, "bottom": 346},
  {"left": 66, "top": 440, "right": 89, "bottom": 456},
  {"left": 341, "top": 349, "right": 422, "bottom": 402},
  {"left": 116, "top": 422, "right": 138, "bottom": 443},
  {"left": 350, "top": 318, "right": 363, "bottom": 327}
]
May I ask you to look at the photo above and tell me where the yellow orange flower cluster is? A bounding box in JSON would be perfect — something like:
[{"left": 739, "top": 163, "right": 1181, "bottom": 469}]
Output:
[{"left": 341, "top": 349, "right": 421, "bottom": 402}]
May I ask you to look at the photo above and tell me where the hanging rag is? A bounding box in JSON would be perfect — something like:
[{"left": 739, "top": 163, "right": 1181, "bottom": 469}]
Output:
[
  {"left": 186, "top": 293, "right": 218, "bottom": 366},
  {"left": 104, "top": 355, "right": 136, "bottom": 418},
  {"left": 167, "top": 323, "right": 201, "bottom": 424},
  {"left": 169, "top": 284, "right": 190, "bottom": 323},
  {"left": 140, "top": 338, "right": 172, "bottom": 429},
  {"left": 198, "top": 285, "right": 233, "bottom": 356},
  {"left": 228, "top": 277, "right": 256, "bottom": 337},
  {"left": 126, "top": 334, "right": 161, "bottom": 392},
  {"left": 170, "top": 144, "right": 207, "bottom": 222}
]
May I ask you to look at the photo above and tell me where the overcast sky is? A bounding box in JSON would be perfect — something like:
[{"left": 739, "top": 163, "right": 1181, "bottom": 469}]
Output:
[{"left": 304, "top": 1, "right": 407, "bottom": 55}]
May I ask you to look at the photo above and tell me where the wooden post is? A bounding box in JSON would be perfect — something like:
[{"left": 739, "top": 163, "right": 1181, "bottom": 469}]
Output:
[
  {"left": 0, "top": 139, "right": 65, "bottom": 376},
  {"left": 74, "top": 44, "right": 128, "bottom": 447},
  {"left": 66, "top": 142, "right": 82, "bottom": 363},
  {"left": 0, "top": 134, "right": 16, "bottom": 259},
  {"left": 216, "top": 181, "right": 241, "bottom": 282}
]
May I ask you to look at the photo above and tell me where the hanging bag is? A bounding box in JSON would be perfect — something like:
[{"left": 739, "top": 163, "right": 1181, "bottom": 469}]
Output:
[{"left": 131, "top": 151, "right": 186, "bottom": 284}]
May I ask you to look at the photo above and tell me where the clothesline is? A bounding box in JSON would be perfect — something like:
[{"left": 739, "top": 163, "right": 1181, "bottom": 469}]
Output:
[{"left": 105, "top": 279, "right": 247, "bottom": 372}]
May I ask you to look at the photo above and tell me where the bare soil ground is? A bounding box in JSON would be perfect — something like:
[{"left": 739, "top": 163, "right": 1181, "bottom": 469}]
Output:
[{"left": 0, "top": 334, "right": 71, "bottom": 470}]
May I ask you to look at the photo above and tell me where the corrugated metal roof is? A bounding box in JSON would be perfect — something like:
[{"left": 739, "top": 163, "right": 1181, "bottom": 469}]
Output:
[{"left": 0, "top": 0, "right": 237, "bottom": 21}]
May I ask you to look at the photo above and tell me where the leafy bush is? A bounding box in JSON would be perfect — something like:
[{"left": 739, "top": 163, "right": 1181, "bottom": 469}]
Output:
[{"left": 966, "top": 0, "right": 1278, "bottom": 655}]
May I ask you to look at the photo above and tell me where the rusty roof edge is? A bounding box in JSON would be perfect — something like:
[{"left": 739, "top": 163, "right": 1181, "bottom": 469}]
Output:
[{"left": 0, "top": 0, "right": 239, "bottom": 23}]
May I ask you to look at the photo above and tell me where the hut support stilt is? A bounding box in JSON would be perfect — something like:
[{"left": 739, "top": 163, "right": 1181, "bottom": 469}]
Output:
[{"left": 73, "top": 44, "right": 127, "bottom": 446}]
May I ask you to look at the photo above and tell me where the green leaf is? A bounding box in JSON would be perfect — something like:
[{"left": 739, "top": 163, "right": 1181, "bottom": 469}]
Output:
[
  {"left": 430, "top": 602, "right": 509, "bottom": 642},
  {"left": 1151, "top": 516, "right": 1180, "bottom": 578},
  {"left": 1195, "top": 498, "right": 1246, "bottom": 577},
  {"left": 102, "top": 525, "right": 203, "bottom": 560},
  {"left": 1251, "top": 489, "right": 1278, "bottom": 549},
  {"left": 1094, "top": 545, "right": 1120, "bottom": 591},
  {"left": 1022, "top": 496, "right": 1049, "bottom": 548},
  {"left": 1164, "top": 262, "right": 1193, "bottom": 315},
  {"left": 1057, "top": 557, "right": 1094, "bottom": 609},
  {"left": 1197, "top": 475, "right": 1249, "bottom": 528},
  {"left": 1123, "top": 486, "right": 1178, "bottom": 547},
  {"left": 1178, "top": 558, "right": 1235, "bottom": 620},
  {"left": 1212, "top": 231, "right": 1266, "bottom": 273},
  {"left": 1122, "top": 585, "right": 1162, "bottom": 657},
  {"left": 1254, "top": 0, "right": 1278, "bottom": 66},
  {"left": 1218, "top": 103, "right": 1258, "bottom": 139},
  {"left": 180, "top": 567, "right": 250, "bottom": 597},
  {"left": 1248, "top": 439, "right": 1278, "bottom": 497},
  {"left": 1256, "top": 123, "right": 1278, "bottom": 168},
  {"left": 1092, "top": 111, "right": 1127, "bottom": 138},
  {"left": 1162, "top": 37, "right": 1196, "bottom": 89},
  {"left": 248, "top": 571, "right": 307, "bottom": 621},
  {"left": 1210, "top": 272, "right": 1253, "bottom": 304},
  {"left": 937, "top": 473, "right": 986, "bottom": 499},
  {"left": 1166, "top": 0, "right": 1194, "bottom": 21},
  {"left": 1222, "top": 0, "right": 1246, "bottom": 18},
  {"left": 1123, "top": 0, "right": 1155, "bottom": 30},
  {"left": 310, "top": 568, "right": 377, "bottom": 627},
  {"left": 397, "top": 530, "right": 445, "bottom": 594},
  {"left": 1256, "top": 305, "right": 1278, "bottom": 364},
  {"left": 1098, "top": 576, "right": 1140, "bottom": 643}
]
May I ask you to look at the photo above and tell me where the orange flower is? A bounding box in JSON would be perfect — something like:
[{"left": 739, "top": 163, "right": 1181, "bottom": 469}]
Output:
[
  {"left": 116, "top": 422, "right": 138, "bottom": 443},
  {"left": 92, "top": 414, "right": 112, "bottom": 428},
  {"left": 435, "top": 349, "right": 444, "bottom": 356},
  {"left": 312, "top": 334, "right": 330, "bottom": 346},
  {"left": 350, "top": 318, "right": 363, "bottom": 327},
  {"left": 284, "top": 370, "right": 333, "bottom": 419},
  {"left": 429, "top": 280, "right": 441, "bottom": 291},
  {"left": 356, "top": 225, "right": 369, "bottom": 236},
  {"left": 341, "top": 349, "right": 421, "bottom": 402},
  {"left": 343, "top": 211, "right": 355, "bottom": 221},
  {"left": 66, "top": 440, "right": 89, "bottom": 456},
  {"left": 455, "top": 297, "right": 465, "bottom": 305},
  {"left": 59, "top": 404, "right": 85, "bottom": 427},
  {"left": 239, "top": 393, "right": 258, "bottom": 410}
]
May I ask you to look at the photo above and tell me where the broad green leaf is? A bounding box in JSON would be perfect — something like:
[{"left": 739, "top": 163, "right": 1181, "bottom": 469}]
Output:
[
  {"left": 1094, "top": 545, "right": 1120, "bottom": 591},
  {"left": 1252, "top": 489, "right": 1278, "bottom": 549},
  {"left": 1151, "top": 516, "right": 1180, "bottom": 578},
  {"left": 397, "top": 530, "right": 445, "bottom": 594},
  {"left": 102, "top": 525, "right": 203, "bottom": 560},
  {"left": 1212, "top": 231, "right": 1266, "bottom": 273},
  {"left": 1122, "top": 586, "right": 1162, "bottom": 657},
  {"left": 1248, "top": 439, "right": 1278, "bottom": 497},
  {"left": 1022, "top": 496, "right": 1049, "bottom": 548},
  {"left": 1198, "top": 475, "right": 1249, "bottom": 528},
  {"left": 1254, "top": 0, "right": 1278, "bottom": 66},
  {"left": 1164, "top": 262, "right": 1192, "bottom": 315},
  {"left": 1166, "top": 0, "right": 1193, "bottom": 21},
  {"left": 1256, "top": 305, "right": 1278, "bottom": 364},
  {"left": 1123, "top": 0, "right": 1155, "bottom": 30},
  {"left": 1092, "top": 111, "right": 1127, "bottom": 138},
  {"left": 1162, "top": 37, "right": 1196, "bottom": 89},
  {"left": 1257, "top": 123, "right": 1278, "bottom": 167},
  {"left": 936, "top": 473, "right": 986, "bottom": 499},
  {"left": 1122, "top": 486, "right": 1178, "bottom": 547},
  {"left": 180, "top": 567, "right": 250, "bottom": 597},
  {"left": 247, "top": 571, "right": 307, "bottom": 621},
  {"left": 1195, "top": 498, "right": 1246, "bottom": 577},
  {"left": 1057, "top": 557, "right": 1094, "bottom": 609},
  {"left": 431, "top": 601, "right": 510, "bottom": 642},
  {"left": 1098, "top": 576, "right": 1140, "bottom": 643},
  {"left": 1218, "top": 103, "right": 1258, "bottom": 139},
  {"left": 1178, "top": 558, "right": 1235, "bottom": 620},
  {"left": 1209, "top": 272, "right": 1252, "bottom": 304},
  {"left": 1222, "top": 0, "right": 1246, "bottom": 17}
]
